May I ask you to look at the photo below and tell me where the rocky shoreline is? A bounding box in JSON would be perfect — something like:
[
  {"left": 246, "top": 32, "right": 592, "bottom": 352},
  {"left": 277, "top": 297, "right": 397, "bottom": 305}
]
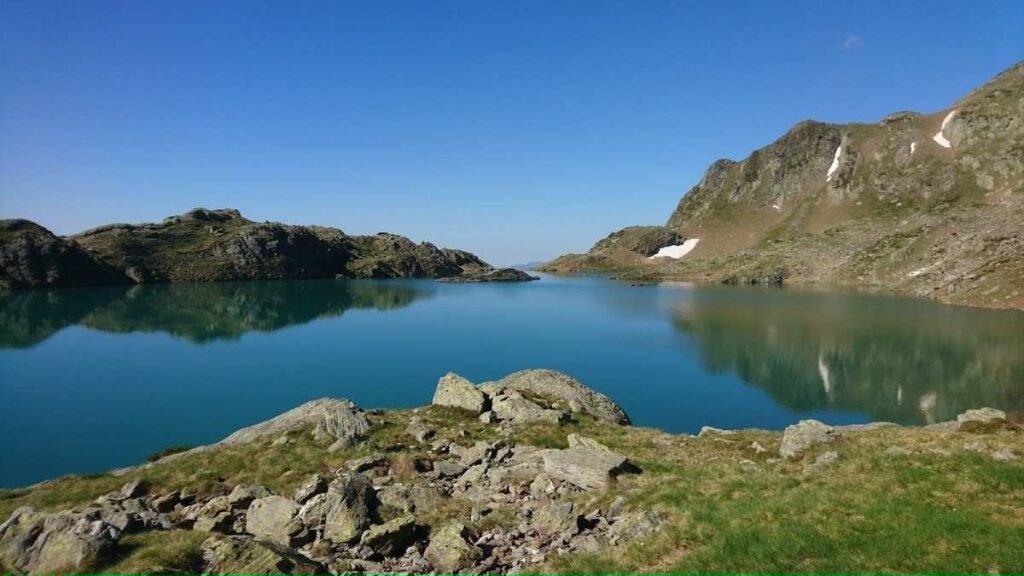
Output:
[{"left": 1, "top": 370, "right": 1020, "bottom": 574}]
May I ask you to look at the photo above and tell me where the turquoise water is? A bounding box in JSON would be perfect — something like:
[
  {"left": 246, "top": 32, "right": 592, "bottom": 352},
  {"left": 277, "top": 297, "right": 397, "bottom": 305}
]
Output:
[{"left": 2, "top": 275, "right": 1022, "bottom": 488}]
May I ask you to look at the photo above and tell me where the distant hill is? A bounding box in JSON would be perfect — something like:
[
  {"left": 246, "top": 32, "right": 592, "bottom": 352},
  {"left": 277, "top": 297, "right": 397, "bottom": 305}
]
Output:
[
  {"left": 543, "top": 62, "right": 1024, "bottom": 310},
  {"left": 1, "top": 208, "right": 490, "bottom": 288}
]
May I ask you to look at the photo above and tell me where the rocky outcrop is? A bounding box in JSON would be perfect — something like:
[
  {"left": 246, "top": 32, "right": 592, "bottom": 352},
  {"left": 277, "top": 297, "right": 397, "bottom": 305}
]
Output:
[
  {"left": 432, "top": 373, "right": 489, "bottom": 413},
  {"left": 779, "top": 420, "right": 842, "bottom": 458},
  {"left": 438, "top": 267, "right": 539, "bottom": 283},
  {"left": 431, "top": 369, "right": 632, "bottom": 426},
  {"left": 1, "top": 209, "right": 492, "bottom": 288},
  {"left": 0, "top": 220, "right": 128, "bottom": 289},
  {"left": 201, "top": 535, "right": 325, "bottom": 574},
  {"left": 956, "top": 407, "right": 1009, "bottom": 432},
  {"left": 219, "top": 398, "right": 371, "bottom": 447}
]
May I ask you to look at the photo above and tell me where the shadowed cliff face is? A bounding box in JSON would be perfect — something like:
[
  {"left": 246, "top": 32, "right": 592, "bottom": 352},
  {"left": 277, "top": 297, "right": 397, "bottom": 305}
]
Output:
[
  {"left": 671, "top": 288, "right": 1024, "bottom": 424},
  {"left": 0, "top": 279, "right": 433, "bottom": 347}
]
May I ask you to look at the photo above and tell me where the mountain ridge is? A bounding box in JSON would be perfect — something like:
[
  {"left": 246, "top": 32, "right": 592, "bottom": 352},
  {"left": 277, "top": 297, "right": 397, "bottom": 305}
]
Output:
[
  {"left": 542, "top": 61, "right": 1024, "bottom": 310},
  {"left": 0, "top": 208, "right": 494, "bottom": 288}
]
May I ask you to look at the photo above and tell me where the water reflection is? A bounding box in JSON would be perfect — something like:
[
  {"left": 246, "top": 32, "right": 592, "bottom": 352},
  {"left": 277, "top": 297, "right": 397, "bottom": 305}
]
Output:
[
  {"left": 671, "top": 288, "right": 1024, "bottom": 424},
  {"left": 0, "top": 280, "right": 433, "bottom": 346}
]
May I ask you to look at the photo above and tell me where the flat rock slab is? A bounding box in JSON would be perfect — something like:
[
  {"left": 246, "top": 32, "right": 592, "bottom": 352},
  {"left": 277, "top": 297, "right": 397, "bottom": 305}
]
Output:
[
  {"left": 542, "top": 447, "right": 631, "bottom": 490},
  {"left": 201, "top": 535, "right": 325, "bottom": 574}
]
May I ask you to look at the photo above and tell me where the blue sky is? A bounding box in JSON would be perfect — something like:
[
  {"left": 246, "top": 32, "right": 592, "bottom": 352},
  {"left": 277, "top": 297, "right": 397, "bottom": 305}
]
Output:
[{"left": 1, "top": 1, "right": 1021, "bottom": 264}]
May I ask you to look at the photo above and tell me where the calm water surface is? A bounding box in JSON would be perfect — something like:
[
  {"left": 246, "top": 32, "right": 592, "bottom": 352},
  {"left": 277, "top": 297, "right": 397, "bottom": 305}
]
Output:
[{"left": 2, "top": 275, "right": 1022, "bottom": 487}]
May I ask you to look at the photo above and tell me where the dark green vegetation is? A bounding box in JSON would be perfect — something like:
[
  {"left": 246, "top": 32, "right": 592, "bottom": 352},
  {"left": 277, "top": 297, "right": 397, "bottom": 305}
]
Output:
[
  {"left": 0, "top": 208, "right": 492, "bottom": 288},
  {"left": 1, "top": 405, "right": 1020, "bottom": 573},
  {"left": 543, "top": 61, "right": 1024, "bottom": 310}
]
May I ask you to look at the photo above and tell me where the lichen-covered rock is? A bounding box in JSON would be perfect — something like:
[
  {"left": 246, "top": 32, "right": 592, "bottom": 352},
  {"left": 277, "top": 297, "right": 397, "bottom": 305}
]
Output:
[
  {"left": 292, "top": 475, "right": 327, "bottom": 505},
  {"left": 245, "top": 496, "right": 303, "bottom": 547},
  {"left": 533, "top": 502, "right": 580, "bottom": 535},
  {"left": 494, "top": 369, "right": 631, "bottom": 425},
  {"left": 432, "top": 372, "right": 488, "bottom": 413},
  {"left": 0, "top": 507, "right": 121, "bottom": 574},
  {"left": 956, "top": 407, "right": 1008, "bottom": 432},
  {"left": 321, "top": 473, "right": 376, "bottom": 543},
  {"left": 542, "top": 447, "right": 632, "bottom": 490},
  {"left": 491, "top": 391, "right": 568, "bottom": 425},
  {"left": 359, "top": 515, "right": 416, "bottom": 557},
  {"left": 219, "top": 398, "right": 370, "bottom": 446},
  {"left": 201, "top": 534, "right": 324, "bottom": 574},
  {"left": 779, "top": 420, "right": 841, "bottom": 458},
  {"left": 424, "top": 522, "right": 482, "bottom": 573},
  {"left": 228, "top": 484, "right": 271, "bottom": 509}
]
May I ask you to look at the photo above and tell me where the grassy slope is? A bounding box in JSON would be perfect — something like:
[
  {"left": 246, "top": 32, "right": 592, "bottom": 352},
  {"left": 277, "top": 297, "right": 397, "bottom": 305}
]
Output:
[{"left": 2, "top": 409, "right": 1021, "bottom": 573}]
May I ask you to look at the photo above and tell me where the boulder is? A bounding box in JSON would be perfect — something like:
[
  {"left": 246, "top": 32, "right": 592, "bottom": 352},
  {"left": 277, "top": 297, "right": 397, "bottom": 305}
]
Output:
[
  {"left": 293, "top": 475, "right": 328, "bottom": 505},
  {"left": 201, "top": 535, "right": 325, "bottom": 574},
  {"left": 779, "top": 420, "right": 841, "bottom": 458},
  {"left": 359, "top": 515, "right": 416, "bottom": 557},
  {"left": 219, "top": 398, "right": 370, "bottom": 447},
  {"left": 228, "top": 484, "right": 271, "bottom": 509},
  {"left": 957, "top": 407, "right": 1009, "bottom": 432},
  {"left": 424, "top": 522, "right": 482, "bottom": 573},
  {"left": 491, "top": 391, "right": 567, "bottom": 425},
  {"left": 542, "top": 447, "right": 632, "bottom": 490},
  {"left": 119, "top": 479, "right": 149, "bottom": 499},
  {"left": 610, "top": 510, "right": 664, "bottom": 542},
  {"left": 378, "top": 485, "right": 447, "bottom": 515},
  {"left": 345, "top": 453, "right": 388, "bottom": 473},
  {"left": 0, "top": 507, "right": 120, "bottom": 574},
  {"left": 245, "top": 496, "right": 303, "bottom": 547},
  {"left": 322, "top": 473, "right": 376, "bottom": 543},
  {"left": 492, "top": 369, "right": 631, "bottom": 425},
  {"left": 432, "top": 372, "right": 488, "bottom": 414},
  {"left": 532, "top": 502, "right": 580, "bottom": 535}
]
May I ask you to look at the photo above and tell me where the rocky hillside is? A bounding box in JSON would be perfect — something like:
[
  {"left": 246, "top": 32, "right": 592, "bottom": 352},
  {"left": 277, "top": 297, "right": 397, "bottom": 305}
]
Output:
[
  {"left": 1, "top": 370, "right": 1020, "bottom": 574},
  {"left": 543, "top": 61, "right": 1024, "bottom": 309},
  {"left": 1, "top": 208, "right": 494, "bottom": 288}
]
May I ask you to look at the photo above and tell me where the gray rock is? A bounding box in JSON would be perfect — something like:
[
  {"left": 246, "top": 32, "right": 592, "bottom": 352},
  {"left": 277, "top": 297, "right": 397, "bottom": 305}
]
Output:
[
  {"left": 406, "top": 417, "right": 436, "bottom": 443},
  {"left": 245, "top": 496, "right": 303, "bottom": 547},
  {"left": 433, "top": 461, "right": 468, "bottom": 479},
  {"left": 293, "top": 474, "right": 328, "bottom": 505},
  {"left": 360, "top": 515, "right": 416, "bottom": 557},
  {"left": 0, "top": 507, "right": 121, "bottom": 574},
  {"left": 566, "top": 433, "right": 611, "bottom": 452},
  {"left": 425, "top": 522, "right": 482, "bottom": 573},
  {"left": 491, "top": 391, "right": 568, "bottom": 425},
  {"left": 219, "top": 398, "right": 370, "bottom": 447},
  {"left": 322, "top": 473, "right": 376, "bottom": 543},
  {"left": 779, "top": 420, "right": 841, "bottom": 458},
  {"left": 119, "top": 479, "right": 149, "bottom": 499},
  {"left": 610, "top": 511, "right": 664, "bottom": 542},
  {"left": 542, "top": 447, "right": 632, "bottom": 490},
  {"left": 532, "top": 502, "right": 579, "bottom": 535},
  {"left": 698, "top": 426, "right": 735, "bottom": 437},
  {"left": 491, "top": 369, "right": 631, "bottom": 425},
  {"left": 957, "top": 407, "right": 1008, "bottom": 432},
  {"left": 346, "top": 453, "right": 388, "bottom": 473},
  {"left": 228, "top": 484, "right": 271, "bottom": 509},
  {"left": 479, "top": 411, "right": 498, "bottom": 424},
  {"left": 201, "top": 534, "right": 325, "bottom": 574},
  {"left": 432, "top": 372, "right": 488, "bottom": 414}
]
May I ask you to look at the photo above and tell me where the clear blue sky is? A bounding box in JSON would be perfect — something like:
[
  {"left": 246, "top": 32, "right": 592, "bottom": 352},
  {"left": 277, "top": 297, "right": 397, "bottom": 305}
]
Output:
[{"left": 1, "top": 1, "right": 1021, "bottom": 265}]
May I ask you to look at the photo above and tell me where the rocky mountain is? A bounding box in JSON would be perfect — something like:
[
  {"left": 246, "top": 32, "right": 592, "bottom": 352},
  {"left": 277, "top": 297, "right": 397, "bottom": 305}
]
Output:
[
  {"left": 1, "top": 208, "right": 494, "bottom": 288},
  {"left": 543, "top": 61, "right": 1024, "bottom": 309}
]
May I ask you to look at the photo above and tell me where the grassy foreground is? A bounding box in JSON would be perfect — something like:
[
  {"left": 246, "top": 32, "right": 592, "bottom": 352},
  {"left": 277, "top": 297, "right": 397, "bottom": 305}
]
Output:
[{"left": 2, "top": 407, "right": 1022, "bottom": 574}]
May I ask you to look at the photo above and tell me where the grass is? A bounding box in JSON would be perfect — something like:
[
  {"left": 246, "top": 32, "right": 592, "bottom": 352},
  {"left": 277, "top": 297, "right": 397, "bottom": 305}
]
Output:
[{"left": 2, "top": 408, "right": 1022, "bottom": 574}]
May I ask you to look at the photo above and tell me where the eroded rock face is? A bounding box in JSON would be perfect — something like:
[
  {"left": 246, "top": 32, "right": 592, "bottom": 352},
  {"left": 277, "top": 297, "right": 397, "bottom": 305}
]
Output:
[
  {"left": 432, "top": 372, "right": 488, "bottom": 414},
  {"left": 779, "top": 420, "right": 841, "bottom": 458},
  {"left": 219, "top": 398, "right": 370, "bottom": 447},
  {"left": 201, "top": 535, "right": 325, "bottom": 574},
  {"left": 494, "top": 369, "right": 632, "bottom": 425},
  {"left": 321, "top": 473, "right": 376, "bottom": 544}
]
